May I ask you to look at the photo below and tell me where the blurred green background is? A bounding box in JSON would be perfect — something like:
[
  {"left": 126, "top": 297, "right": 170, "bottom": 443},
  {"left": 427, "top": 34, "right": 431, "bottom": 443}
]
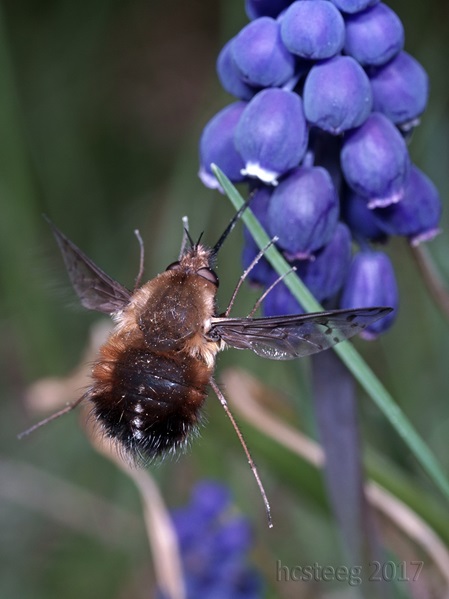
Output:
[{"left": 1, "top": 0, "right": 448, "bottom": 598}]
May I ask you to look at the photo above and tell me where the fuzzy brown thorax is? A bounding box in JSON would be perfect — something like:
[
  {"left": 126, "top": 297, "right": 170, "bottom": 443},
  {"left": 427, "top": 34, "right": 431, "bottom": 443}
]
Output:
[{"left": 109, "top": 244, "right": 221, "bottom": 368}]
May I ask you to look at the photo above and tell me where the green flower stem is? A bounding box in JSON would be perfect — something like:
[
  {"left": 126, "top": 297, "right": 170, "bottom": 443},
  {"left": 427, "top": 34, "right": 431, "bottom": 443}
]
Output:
[{"left": 212, "top": 164, "right": 449, "bottom": 503}]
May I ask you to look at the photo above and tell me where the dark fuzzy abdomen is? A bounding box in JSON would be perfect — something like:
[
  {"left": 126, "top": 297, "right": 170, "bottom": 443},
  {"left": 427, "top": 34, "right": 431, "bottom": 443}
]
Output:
[{"left": 90, "top": 346, "right": 210, "bottom": 461}]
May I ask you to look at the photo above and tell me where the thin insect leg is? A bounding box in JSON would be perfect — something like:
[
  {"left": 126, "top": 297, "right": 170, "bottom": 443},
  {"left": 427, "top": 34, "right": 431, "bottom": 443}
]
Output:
[
  {"left": 178, "top": 216, "right": 190, "bottom": 259},
  {"left": 248, "top": 267, "right": 297, "bottom": 317},
  {"left": 134, "top": 229, "right": 145, "bottom": 289},
  {"left": 210, "top": 378, "right": 273, "bottom": 528},
  {"left": 224, "top": 237, "right": 279, "bottom": 317},
  {"left": 17, "top": 395, "right": 86, "bottom": 440}
]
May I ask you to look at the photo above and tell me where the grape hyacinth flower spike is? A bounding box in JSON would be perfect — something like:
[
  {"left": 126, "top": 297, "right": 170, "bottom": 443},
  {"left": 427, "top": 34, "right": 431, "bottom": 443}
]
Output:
[{"left": 198, "top": 0, "right": 442, "bottom": 330}]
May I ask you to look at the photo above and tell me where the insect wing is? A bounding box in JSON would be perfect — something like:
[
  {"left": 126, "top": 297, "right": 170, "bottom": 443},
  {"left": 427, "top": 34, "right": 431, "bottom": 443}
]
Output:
[
  {"left": 46, "top": 218, "right": 132, "bottom": 314},
  {"left": 210, "top": 307, "right": 392, "bottom": 360}
]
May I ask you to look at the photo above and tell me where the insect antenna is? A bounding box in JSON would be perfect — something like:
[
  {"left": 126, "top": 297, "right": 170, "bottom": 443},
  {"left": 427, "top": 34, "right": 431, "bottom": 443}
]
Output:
[
  {"left": 185, "top": 228, "right": 195, "bottom": 248},
  {"left": 133, "top": 229, "right": 145, "bottom": 289},
  {"left": 194, "top": 231, "right": 204, "bottom": 248},
  {"left": 181, "top": 225, "right": 204, "bottom": 253},
  {"left": 224, "top": 237, "right": 279, "bottom": 317},
  {"left": 17, "top": 395, "right": 86, "bottom": 440},
  {"left": 210, "top": 378, "right": 273, "bottom": 528},
  {"left": 180, "top": 223, "right": 197, "bottom": 257}
]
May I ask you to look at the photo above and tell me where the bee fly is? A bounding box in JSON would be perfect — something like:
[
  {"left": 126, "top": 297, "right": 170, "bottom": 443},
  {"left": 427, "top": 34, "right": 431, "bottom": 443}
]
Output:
[{"left": 21, "top": 205, "right": 392, "bottom": 527}]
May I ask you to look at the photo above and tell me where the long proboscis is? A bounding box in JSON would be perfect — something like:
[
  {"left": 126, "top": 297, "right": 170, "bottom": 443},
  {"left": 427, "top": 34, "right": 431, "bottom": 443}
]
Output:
[{"left": 211, "top": 194, "right": 254, "bottom": 257}]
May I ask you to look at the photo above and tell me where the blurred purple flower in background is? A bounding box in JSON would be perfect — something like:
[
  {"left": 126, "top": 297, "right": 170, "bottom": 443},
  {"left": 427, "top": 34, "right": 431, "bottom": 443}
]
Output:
[
  {"left": 158, "top": 481, "right": 262, "bottom": 599},
  {"left": 198, "top": 0, "right": 442, "bottom": 338}
]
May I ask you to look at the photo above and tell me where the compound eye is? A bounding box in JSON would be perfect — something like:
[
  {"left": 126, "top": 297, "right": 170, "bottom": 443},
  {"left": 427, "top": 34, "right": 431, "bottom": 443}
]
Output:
[
  {"left": 166, "top": 261, "right": 181, "bottom": 271},
  {"left": 197, "top": 267, "right": 219, "bottom": 287}
]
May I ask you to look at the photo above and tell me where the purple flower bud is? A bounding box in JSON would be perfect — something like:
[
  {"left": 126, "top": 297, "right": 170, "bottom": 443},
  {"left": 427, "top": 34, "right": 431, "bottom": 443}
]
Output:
[
  {"left": 245, "top": 0, "right": 293, "bottom": 20},
  {"left": 217, "top": 40, "right": 259, "bottom": 101},
  {"left": 370, "top": 51, "right": 429, "bottom": 127},
  {"left": 303, "top": 56, "right": 372, "bottom": 134},
  {"left": 340, "top": 250, "right": 398, "bottom": 339},
  {"left": 330, "top": 0, "right": 380, "bottom": 15},
  {"left": 344, "top": 2, "right": 404, "bottom": 66},
  {"left": 373, "top": 165, "right": 442, "bottom": 245},
  {"left": 280, "top": 1, "right": 345, "bottom": 60},
  {"left": 342, "top": 189, "right": 388, "bottom": 242},
  {"left": 234, "top": 89, "right": 308, "bottom": 184},
  {"left": 267, "top": 166, "right": 339, "bottom": 257},
  {"left": 295, "top": 222, "right": 353, "bottom": 301},
  {"left": 199, "top": 102, "right": 246, "bottom": 190},
  {"left": 341, "top": 112, "right": 410, "bottom": 207},
  {"left": 231, "top": 17, "right": 295, "bottom": 88}
]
